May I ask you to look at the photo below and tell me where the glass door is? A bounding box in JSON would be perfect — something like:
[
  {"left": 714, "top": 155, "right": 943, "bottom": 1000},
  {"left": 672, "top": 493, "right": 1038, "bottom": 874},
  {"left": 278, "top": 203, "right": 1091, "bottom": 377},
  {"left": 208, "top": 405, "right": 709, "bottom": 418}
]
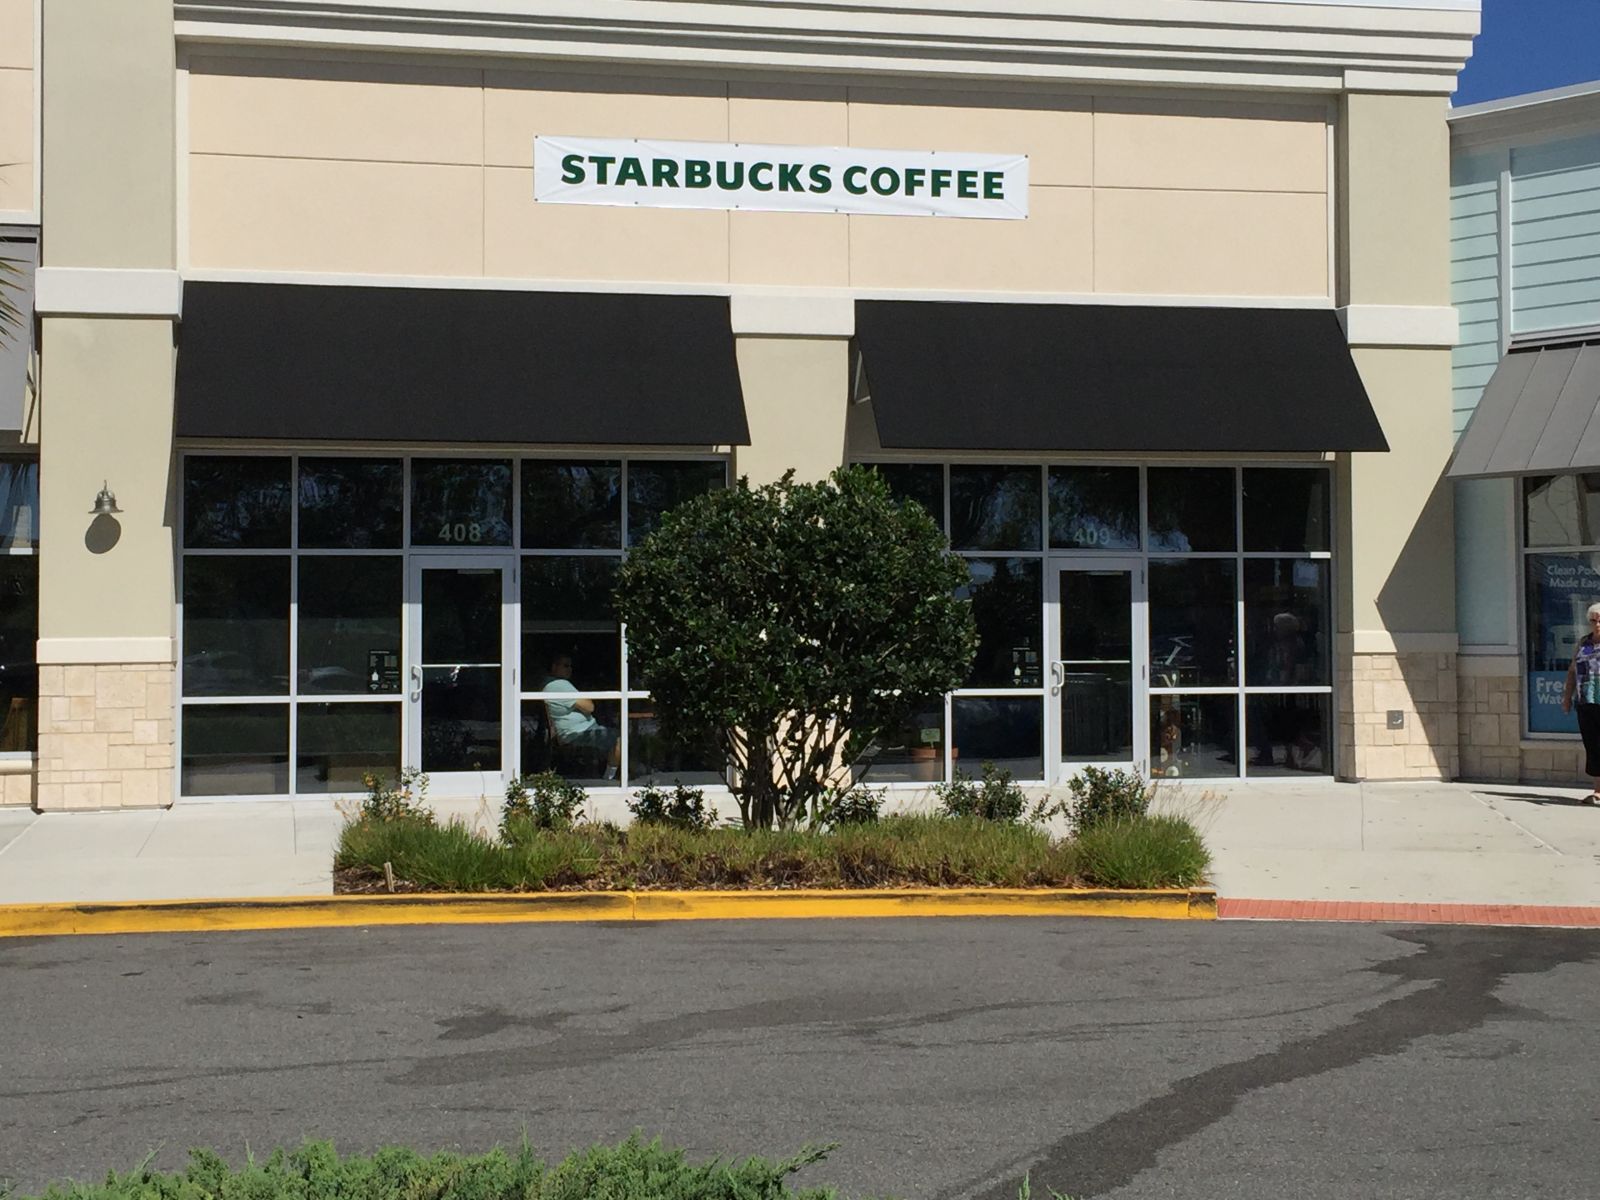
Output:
[
  {"left": 1049, "top": 560, "right": 1147, "bottom": 781},
  {"left": 406, "top": 556, "right": 514, "bottom": 793}
]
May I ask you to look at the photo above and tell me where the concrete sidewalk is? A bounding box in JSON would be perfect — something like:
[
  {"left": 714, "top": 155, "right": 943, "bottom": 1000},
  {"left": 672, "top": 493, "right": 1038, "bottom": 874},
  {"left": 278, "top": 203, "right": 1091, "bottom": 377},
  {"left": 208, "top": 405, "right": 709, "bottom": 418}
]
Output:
[{"left": 1, "top": 782, "right": 1599, "bottom": 908}]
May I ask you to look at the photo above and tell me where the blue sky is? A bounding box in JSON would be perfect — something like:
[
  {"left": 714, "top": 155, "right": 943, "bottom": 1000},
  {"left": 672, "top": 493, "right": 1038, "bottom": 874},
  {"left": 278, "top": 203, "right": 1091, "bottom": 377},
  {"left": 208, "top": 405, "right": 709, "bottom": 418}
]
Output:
[{"left": 1454, "top": 0, "right": 1600, "bottom": 106}]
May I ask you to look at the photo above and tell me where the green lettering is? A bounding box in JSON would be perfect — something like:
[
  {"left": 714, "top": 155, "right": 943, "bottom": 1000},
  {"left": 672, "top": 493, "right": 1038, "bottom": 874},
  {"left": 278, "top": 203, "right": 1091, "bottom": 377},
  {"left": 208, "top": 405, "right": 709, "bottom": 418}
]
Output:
[
  {"left": 749, "top": 162, "right": 774, "bottom": 191},
  {"left": 956, "top": 170, "right": 978, "bottom": 199},
  {"left": 870, "top": 166, "right": 899, "bottom": 196},
  {"left": 777, "top": 162, "right": 803, "bottom": 191},
  {"left": 616, "top": 156, "right": 647, "bottom": 186},
  {"left": 843, "top": 165, "right": 868, "bottom": 195},
  {"left": 591, "top": 155, "right": 616, "bottom": 184},
  {"left": 902, "top": 167, "right": 927, "bottom": 195},
  {"left": 652, "top": 158, "right": 680, "bottom": 187},
  {"left": 560, "top": 154, "right": 586, "bottom": 185},
  {"left": 716, "top": 161, "right": 745, "bottom": 190},
  {"left": 685, "top": 159, "right": 712, "bottom": 188},
  {"left": 930, "top": 167, "right": 953, "bottom": 196},
  {"left": 808, "top": 164, "right": 833, "bottom": 193},
  {"left": 983, "top": 171, "right": 1004, "bottom": 200}
]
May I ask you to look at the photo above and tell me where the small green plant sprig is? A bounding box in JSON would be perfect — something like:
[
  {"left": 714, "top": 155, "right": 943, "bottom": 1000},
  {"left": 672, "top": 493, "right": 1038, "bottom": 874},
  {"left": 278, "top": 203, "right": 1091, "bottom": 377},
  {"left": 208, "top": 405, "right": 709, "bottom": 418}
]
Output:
[
  {"left": 359, "top": 767, "right": 433, "bottom": 825},
  {"left": 934, "top": 761, "right": 1028, "bottom": 823},
  {"left": 501, "top": 771, "right": 588, "bottom": 840},
  {"left": 811, "top": 783, "right": 885, "bottom": 830},
  {"left": 1061, "top": 766, "right": 1152, "bottom": 833},
  {"left": 628, "top": 783, "right": 716, "bottom": 831}
]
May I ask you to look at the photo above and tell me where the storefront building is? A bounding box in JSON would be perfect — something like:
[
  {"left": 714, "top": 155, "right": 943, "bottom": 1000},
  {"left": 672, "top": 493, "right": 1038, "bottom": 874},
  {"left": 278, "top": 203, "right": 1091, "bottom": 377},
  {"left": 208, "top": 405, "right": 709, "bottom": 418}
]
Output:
[
  {"left": 1450, "top": 81, "right": 1600, "bottom": 784},
  {"left": 2, "top": 0, "right": 1478, "bottom": 809}
]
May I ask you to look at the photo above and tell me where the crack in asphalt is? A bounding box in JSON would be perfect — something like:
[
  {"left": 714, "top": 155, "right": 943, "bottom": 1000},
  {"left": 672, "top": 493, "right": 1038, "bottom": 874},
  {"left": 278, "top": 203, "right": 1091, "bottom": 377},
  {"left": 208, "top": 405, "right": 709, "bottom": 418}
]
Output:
[{"left": 952, "top": 927, "right": 1600, "bottom": 1200}]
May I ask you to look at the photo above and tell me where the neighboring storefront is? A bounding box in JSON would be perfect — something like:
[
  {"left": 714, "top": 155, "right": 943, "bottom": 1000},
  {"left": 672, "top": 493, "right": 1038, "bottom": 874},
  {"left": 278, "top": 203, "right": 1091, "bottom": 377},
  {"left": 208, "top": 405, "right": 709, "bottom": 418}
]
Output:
[
  {"left": 9, "top": 0, "right": 1478, "bottom": 809},
  {"left": 1449, "top": 81, "right": 1600, "bottom": 783}
]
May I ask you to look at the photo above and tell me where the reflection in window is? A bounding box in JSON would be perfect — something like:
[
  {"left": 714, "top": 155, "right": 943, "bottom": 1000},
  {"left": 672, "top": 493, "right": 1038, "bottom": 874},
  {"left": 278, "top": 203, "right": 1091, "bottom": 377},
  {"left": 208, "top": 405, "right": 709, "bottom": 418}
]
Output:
[
  {"left": 625, "top": 704, "right": 726, "bottom": 786},
  {"left": 1149, "top": 560, "right": 1237, "bottom": 688},
  {"left": 952, "top": 696, "right": 1043, "bottom": 781},
  {"left": 420, "top": 567, "right": 503, "bottom": 666},
  {"left": 183, "top": 456, "right": 292, "bottom": 548},
  {"left": 523, "top": 460, "right": 622, "bottom": 549},
  {"left": 1244, "top": 559, "right": 1329, "bottom": 687},
  {"left": 0, "top": 460, "right": 39, "bottom": 549},
  {"left": 1247, "top": 694, "right": 1330, "bottom": 775},
  {"left": 182, "top": 703, "right": 289, "bottom": 796},
  {"left": 1151, "top": 695, "right": 1237, "bottom": 779},
  {"left": 523, "top": 697, "right": 620, "bottom": 785},
  {"left": 420, "top": 666, "right": 502, "bottom": 773},
  {"left": 523, "top": 557, "right": 621, "bottom": 692},
  {"left": 298, "top": 557, "right": 402, "bottom": 695},
  {"left": 867, "top": 463, "right": 944, "bottom": 531},
  {"left": 627, "top": 461, "right": 725, "bottom": 545},
  {"left": 1148, "top": 467, "right": 1234, "bottom": 553},
  {"left": 296, "top": 703, "right": 401, "bottom": 794},
  {"left": 951, "top": 466, "right": 1041, "bottom": 551},
  {"left": 960, "top": 558, "right": 1042, "bottom": 688},
  {"left": 1524, "top": 473, "right": 1600, "bottom": 548},
  {"left": 410, "top": 459, "right": 513, "bottom": 547},
  {"left": 182, "top": 557, "right": 290, "bottom": 696},
  {"left": 0, "top": 557, "right": 37, "bottom": 752},
  {"left": 1048, "top": 466, "right": 1139, "bottom": 550},
  {"left": 855, "top": 702, "right": 946, "bottom": 784},
  {"left": 1524, "top": 552, "right": 1600, "bottom": 734},
  {"left": 298, "top": 458, "right": 403, "bottom": 549},
  {"left": 1243, "top": 468, "right": 1329, "bottom": 553}
]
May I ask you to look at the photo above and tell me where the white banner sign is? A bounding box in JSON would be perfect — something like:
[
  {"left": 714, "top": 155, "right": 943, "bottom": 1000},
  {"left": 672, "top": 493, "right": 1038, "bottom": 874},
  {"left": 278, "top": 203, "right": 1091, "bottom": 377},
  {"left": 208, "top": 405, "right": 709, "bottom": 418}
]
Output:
[{"left": 533, "top": 135, "right": 1029, "bottom": 220}]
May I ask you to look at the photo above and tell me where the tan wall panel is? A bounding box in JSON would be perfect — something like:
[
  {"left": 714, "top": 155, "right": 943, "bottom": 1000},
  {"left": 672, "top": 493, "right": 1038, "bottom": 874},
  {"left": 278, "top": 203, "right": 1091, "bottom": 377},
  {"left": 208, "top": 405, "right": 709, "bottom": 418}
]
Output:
[
  {"left": 189, "top": 155, "right": 483, "bottom": 274},
  {"left": 1094, "top": 100, "right": 1326, "bottom": 193},
  {"left": 1340, "top": 93, "right": 1449, "bottom": 307},
  {"left": 0, "top": 0, "right": 31, "bottom": 70},
  {"left": 0, "top": 158, "right": 27, "bottom": 214},
  {"left": 850, "top": 186, "right": 1093, "bottom": 291},
  {"left": 485, "top": 166, "right": 727, "bottom": 282},
  {"left": 1095, "top": 188, "right": 1327, "bottom": 296},
  {"left": 188, "top": 58, "right": 483, "bottom": 166},
  {"left": 730, "top": 82, "right": 847, "bottom": 144},
  {"left": 0, "top": 69, "right": 30, "bottom": 172},
  {"left": 733, "top": 336, "right": 849, "bottom": 485},
  {"left": 38, "top": 319, "right": 174, "bottom": 640},
  {"left": 848, "top": 88, "right": 1091, "bottom": 188},
  {"left": 484, "top": 72, "right": 726, "bottom": 168},
  {"left": 731, "top": 212, "right": 848, "bottom": 285}
]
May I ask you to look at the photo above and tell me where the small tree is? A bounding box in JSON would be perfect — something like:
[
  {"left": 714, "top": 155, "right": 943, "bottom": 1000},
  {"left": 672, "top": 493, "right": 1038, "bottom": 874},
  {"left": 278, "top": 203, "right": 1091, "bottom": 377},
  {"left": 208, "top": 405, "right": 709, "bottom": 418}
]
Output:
[{"left": 617, "top": 467, "right": 976, "bottom": 830}]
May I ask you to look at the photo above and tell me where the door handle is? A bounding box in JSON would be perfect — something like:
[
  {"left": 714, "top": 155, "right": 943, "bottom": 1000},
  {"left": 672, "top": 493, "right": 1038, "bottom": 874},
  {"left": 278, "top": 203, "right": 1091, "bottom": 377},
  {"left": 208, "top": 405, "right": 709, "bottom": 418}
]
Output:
[
  {"left": 409, "top": 665, "right": 422, "bottom": 702},
  {"left": 1049, "top": 661, "right": 1065, "bottom": 696}
]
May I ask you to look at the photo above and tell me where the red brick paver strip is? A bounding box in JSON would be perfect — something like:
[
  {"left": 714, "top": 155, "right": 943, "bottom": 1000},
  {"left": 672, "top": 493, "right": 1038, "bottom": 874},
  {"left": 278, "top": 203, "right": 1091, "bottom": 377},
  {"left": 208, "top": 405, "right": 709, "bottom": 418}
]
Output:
[{"left": 1217, "top": 898, "right": 1600, "bottom": 928}]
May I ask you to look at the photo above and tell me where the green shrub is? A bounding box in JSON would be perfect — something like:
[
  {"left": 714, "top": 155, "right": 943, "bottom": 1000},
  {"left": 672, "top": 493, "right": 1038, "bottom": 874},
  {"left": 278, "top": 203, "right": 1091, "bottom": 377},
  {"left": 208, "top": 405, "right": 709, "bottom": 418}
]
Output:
[
  {"left": 359, "top": 767, "right": 434, "bottom": 825},
  {"left": 628, "top": 784, "right": 716, "bottom": 831},
  {"left": 337, "top": 818, "right": 601, "bottom": 892},
  {"left": 13, "top": 1137, "right": 853, "bottom": 1200},
  {"left": 811, "top": 784, "right": 884, "bottom": 830},
  {"left": 934, "top": 762, "right": 1028, "bottom": 823},
  {"left": 1068, "top": 814, "right": 1211, "bottom": 889},
  {"left": 1063, "top": 766, "right": 1152, "bottom": 833},
  {"left": 501, "top": 771, "right": 587, "bottom": 840}
]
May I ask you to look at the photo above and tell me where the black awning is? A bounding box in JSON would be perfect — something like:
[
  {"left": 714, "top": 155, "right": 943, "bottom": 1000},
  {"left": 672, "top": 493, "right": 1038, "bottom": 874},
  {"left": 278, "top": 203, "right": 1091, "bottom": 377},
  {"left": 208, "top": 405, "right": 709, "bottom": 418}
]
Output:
[
  {"left": 855, "top": 301, "right": 1387, "bottom": 453},
  {"left": 175, "top": 282, "right": 748, "bottom": 445},
  {"left": 1447, "top": 339, "right": 1600, "bottom": 479}
]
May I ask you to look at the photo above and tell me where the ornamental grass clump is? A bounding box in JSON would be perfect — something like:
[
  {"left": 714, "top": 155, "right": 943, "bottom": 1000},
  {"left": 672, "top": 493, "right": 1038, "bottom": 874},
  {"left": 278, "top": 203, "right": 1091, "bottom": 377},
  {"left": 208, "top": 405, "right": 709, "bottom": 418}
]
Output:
[{"left": 1067, "top": 814, "right": 1211, "bottom": 890}]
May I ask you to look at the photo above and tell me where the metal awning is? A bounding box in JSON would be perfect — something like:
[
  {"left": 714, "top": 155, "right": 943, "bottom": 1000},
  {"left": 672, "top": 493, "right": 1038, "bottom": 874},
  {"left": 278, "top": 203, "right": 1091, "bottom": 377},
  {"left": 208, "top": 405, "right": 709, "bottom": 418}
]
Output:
[
  {"left": 855, "top": 300, "right": 1388, "bottom": 453},
  {"left": 1448, "top": 339, "right": 1600, "bottom": 479},
  {"left": 175, "top": 282, "right": 749, "bottom": 445}
]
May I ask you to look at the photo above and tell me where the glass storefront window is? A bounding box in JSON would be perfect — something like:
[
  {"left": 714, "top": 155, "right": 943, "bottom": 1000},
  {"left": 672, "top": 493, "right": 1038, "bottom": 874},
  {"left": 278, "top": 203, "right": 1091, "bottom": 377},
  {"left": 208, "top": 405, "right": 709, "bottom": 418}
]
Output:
[
  {"left": 625, "top": 706, "right": 726, "bottom": 786},
  {"left": 182, "top": 557, "right": 290, "bottom": 697},
  {"left": 1244, "top": 559, "right": 1330, "bottom": 687},
  {"left": 1524, "top": 473, "right": 1600, "bottom": 548},
  {"left": 181, "top": 704, "right": 289, "bottom": 796},
  {"left": 1151, "top": 695, "right": 1237, "bottom": 780},
  {"left": 628, "top": 461, "right": 726, "bottom": 545},
  {"left": 522, "top": 697, "right": 621, "bottom": 785},
  {"left": 1048, "top": 466, "right": 1139, "bottom": 550},
  {"left": 523, "top": 460, "right": 622, "bottom": 549},
  {"left": 0, "top": 556, "right": 37, "bottom": 752},
  {"left": 855, "top": 703, "right": 946, "bottom": 784},
  {"left": 297, "top": 557, "right": 402, "bottom": 695},
  {"left": 298, "top": 458, "right": 403, "bottom": 549},
  {"left": 869, "top": 463, "right": 944, "bottom": 531},
  {"left": 1148, "top": 467, "right": 1235, "bottom": 553},
  {"left": 1246, "top": 694, "right": 1331, "bottom": 775},
  {"left": 960, "top": 558, "right": 1042, "bottom": 688},
  {"left": 184, "top": 456, "right": 292, "bottom": 548},
  {"left": 1243, "top": 468, "right": 1329, "bottom": 553},
  {"left": 0, "top": 460, "right": 39, "bottom": 549},
  {"left": 410, "top": 459, "right": 513, "bottom": 547},
  {"left": 522, "top": 556, "right": 622, "bottom": 692},
  {"left": 1149, "top": 560, "right": 1238, "bottom": 688},
  {"left": 1524, "top": 551, "right": 1600, "bottom": 734},
  {"left": 952, "top": 696, "right": 1043, "bottom": 781},
  {"left": 952, "top": 466, "right": 1041, "bottom": 551},
  {"left": 296, "top": 703, "right": 401, "bottom": 794}
]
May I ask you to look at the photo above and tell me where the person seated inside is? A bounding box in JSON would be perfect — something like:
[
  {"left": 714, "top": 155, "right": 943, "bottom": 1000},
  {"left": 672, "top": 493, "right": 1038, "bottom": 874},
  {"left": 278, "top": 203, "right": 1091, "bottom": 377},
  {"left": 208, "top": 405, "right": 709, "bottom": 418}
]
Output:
[{"left": 542, "top": 651, "right": 621, "bottom": 780}]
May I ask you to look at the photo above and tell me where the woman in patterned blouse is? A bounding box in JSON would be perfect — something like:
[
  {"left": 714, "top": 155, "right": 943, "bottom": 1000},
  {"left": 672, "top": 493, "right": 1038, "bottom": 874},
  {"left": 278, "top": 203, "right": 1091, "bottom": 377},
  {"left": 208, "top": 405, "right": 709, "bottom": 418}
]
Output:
[{"left": 1560, "top": 601, "right": 1600, "bottom": 804}]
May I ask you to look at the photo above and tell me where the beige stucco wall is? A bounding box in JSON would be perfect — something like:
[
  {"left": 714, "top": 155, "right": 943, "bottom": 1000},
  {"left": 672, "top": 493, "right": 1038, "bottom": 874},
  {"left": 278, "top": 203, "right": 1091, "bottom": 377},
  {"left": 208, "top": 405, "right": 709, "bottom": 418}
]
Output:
[
  {"left": 732, "top": 337, "right": 850, "bottom": 485},
  {"left": 0, "top": 0, "right": 34, "bottom": 215},
  {"left": 187, "top": 57, "right": 1329, "bottom": 298}
]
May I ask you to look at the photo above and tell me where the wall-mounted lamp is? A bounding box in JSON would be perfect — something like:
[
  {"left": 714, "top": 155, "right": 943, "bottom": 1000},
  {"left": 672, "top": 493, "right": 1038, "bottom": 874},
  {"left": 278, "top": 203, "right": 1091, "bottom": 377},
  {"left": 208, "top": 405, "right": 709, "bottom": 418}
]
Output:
[{"left": 89, "top": 481, "right": 123, "bottom": 517}]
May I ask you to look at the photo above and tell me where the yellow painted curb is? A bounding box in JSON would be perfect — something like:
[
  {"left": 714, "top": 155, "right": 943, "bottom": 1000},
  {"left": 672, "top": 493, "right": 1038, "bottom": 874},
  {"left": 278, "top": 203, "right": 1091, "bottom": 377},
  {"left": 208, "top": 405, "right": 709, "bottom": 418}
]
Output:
[{"left": 0, "top": 887, "right": 1217, "bottom": 939}]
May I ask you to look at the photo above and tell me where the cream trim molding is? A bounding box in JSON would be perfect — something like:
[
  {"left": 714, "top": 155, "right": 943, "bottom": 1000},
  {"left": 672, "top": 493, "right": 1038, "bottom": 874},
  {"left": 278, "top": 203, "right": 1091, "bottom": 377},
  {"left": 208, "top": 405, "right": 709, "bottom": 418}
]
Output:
[
  {"left": 37, "top": 637, "right": 176, "bottom": 665},
  {"left": 174, "top": 0, "right": 1478, "bottom": 95},
  {"left": 1346, "top": 630, "right": 1461, "bottom": 655},
  {"left": 34, "top": 269, "right": 183, "bottom": 319},
  {"left": 1337, "top": 305, "right": 1460, "bottom": 348},
  {"left": 731, "top": 292, "right": 854, "bottom": 337}
]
